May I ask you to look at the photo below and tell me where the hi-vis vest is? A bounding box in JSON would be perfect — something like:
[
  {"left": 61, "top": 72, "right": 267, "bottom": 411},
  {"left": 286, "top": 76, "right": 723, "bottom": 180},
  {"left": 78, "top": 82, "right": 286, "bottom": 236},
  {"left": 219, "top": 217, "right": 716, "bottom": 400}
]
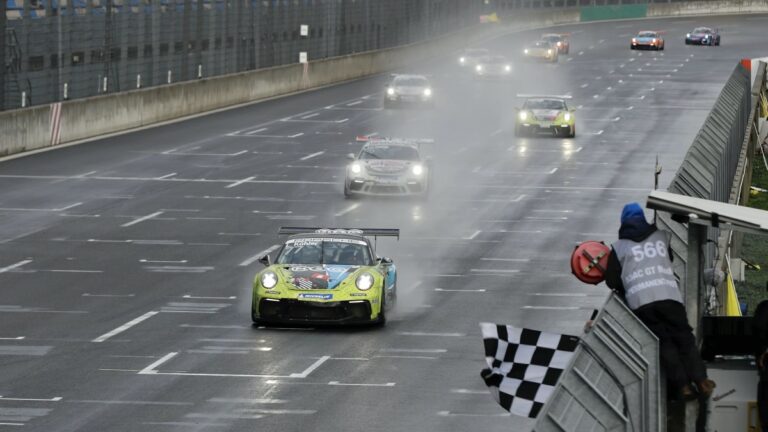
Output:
[{"left": 612, "top": 230, "right": 683, "bottom": 310}]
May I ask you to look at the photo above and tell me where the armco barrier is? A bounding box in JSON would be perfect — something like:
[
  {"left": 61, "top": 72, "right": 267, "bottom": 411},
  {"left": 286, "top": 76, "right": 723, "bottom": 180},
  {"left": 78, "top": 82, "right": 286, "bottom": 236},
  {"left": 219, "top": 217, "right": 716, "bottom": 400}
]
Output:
[{"left": 534, "top": 293, "right": 661, "bottom": 432}]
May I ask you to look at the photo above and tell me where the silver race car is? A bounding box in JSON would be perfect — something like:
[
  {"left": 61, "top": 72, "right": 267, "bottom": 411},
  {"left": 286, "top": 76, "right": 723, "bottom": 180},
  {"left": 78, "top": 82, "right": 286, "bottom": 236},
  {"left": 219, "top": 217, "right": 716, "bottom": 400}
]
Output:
[
  {"left": 384, "top": 75, "right": 434, "bottom": 108},
  {"left": 458, "top": 48, "right": 490, "bottom": 68},
  {"left": 474, "top": 55, "right": 513, "bottom": 79},
  {"left": 344, "top": 137, "right": 432, "bottom": 198}
]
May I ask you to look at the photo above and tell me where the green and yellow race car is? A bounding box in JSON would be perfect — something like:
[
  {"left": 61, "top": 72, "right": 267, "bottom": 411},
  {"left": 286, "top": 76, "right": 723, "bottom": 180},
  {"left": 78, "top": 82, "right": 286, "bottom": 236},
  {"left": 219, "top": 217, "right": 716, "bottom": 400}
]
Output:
[
  {"left": 251, "top": 227, "right": 398, "bottom": 326},
  {"left": 514, "top": 94, "right": 576, "bottom": 138}
]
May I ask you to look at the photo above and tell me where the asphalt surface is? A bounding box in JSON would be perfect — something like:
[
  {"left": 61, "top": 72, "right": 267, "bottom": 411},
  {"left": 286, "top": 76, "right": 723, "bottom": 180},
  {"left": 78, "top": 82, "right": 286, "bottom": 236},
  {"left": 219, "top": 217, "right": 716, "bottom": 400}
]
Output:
[{"left": 1, "top": 14, "right": 766, "bottom": 432}]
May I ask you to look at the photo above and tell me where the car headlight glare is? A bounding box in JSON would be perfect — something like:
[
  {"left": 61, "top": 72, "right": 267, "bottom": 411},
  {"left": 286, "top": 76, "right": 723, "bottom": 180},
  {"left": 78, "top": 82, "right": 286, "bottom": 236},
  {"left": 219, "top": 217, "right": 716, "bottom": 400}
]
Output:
[
  {"left": 687, "top": 33, "right": 691, "bottom": 37},
  {"left": 351, "top": 163, "right": 362, "bottom": 174},
  {"left": 524, "top": 49, "right": 529, "bottom": 54},
  {"left": 412, "top": 164, "right": 424, "bottom": 176},
  {"left": 632, "top": 38, "right": 637, "bottom": 43},
  {"left": 557, "top": 41, "right": 562, "bottom": 47},
  {"left": 547, "top": 49, "right": 552, "bottom": 55},
  {"left": 261, "top": 271, "right": 278, "bottom": 289},
  {"left": 475, "top": 65, "right": 483, "bottom": 72},
  {"left": 459, "top": 57, "right": 466, "bottom": 63},
  {"left": 386, "top": 87, "right": 395, "bottom": 96},
  {"left": 356, "top": 273, "right": 374, "bottom": 291},
  {"left": 564, "top": 112, "right": 571, "bottom": 121},
  {"left": 423, "top": 88, "right": 432, "bottom": 97},
  {"left": 505, "top": 65, "right": 511, "bottom": 71},
  {"left": 519, "top": 111, "right": 528, "bottom": 121},
  {"left": 652, "top": 38, "right": 657, "bottom": 43}
]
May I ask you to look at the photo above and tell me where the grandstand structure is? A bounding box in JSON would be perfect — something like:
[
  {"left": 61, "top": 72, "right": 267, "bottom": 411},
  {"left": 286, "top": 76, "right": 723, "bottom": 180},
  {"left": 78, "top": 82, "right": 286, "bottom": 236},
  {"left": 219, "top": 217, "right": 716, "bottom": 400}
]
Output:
[{"left": 1, "top": 0, "right": 480, "bottom": 110}]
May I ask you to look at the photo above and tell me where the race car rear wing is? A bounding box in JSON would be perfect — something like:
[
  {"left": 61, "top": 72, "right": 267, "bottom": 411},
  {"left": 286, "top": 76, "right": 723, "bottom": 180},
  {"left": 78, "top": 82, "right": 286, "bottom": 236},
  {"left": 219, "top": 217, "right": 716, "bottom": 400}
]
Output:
[
  {"left": 516, "top": 94, "right": 572, "bottom": 99},
  {"left": 278, "top": 227, "right": 400, "bottom": 240},
  {"left": 355, "top": 136, "right": 435, "bottom": 147}
]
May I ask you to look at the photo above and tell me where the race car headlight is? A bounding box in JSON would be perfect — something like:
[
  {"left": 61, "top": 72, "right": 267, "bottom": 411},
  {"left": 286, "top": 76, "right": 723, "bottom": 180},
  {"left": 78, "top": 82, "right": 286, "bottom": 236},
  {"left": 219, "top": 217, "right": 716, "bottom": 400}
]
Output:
[
  {"left": 459, "top": 57, "right": 466, "bottom": 63},
  {"left": 519, "top": 111, "right": 528, "bottom": 121},
  {"left": 261, "top": 271, "right": 278, "bottom": 289},
  {"left": 564, "top": 112, "right": 571, "bottom": 121},
  {"left": 412, "top": 164, "right": 424, "bottom": 176},
  {"left": 652, "top": 38, "right": 657, "bottom": 43},
  {"left": 350, "top": 163, "right": 362, "bottom": 174},
  {"left": 686, "top": 33, "right": 691, "bottom": 38},
  {"left": 355, "top": 273, "right": 374, "bottom": 291},
  {"left": 504, "top": 65, "right": 511, "bottom": 71},
  {"left": 386, "top": 87, "right": 395, "bottom": 96},
  {"left": 423, "top": 88, "right": 432, "bottom": 97},
  {"left": 632, "top": 38, "right": 637, "bottom": 43},
  {"left": 475, "top": 65, "right": 483, "bottom": 72},
  {"left": 557, "top": 41, "right": 562, "bottom": 47},
  {"left": 524, "top": 49, "right": 529, "bottom": 54}
]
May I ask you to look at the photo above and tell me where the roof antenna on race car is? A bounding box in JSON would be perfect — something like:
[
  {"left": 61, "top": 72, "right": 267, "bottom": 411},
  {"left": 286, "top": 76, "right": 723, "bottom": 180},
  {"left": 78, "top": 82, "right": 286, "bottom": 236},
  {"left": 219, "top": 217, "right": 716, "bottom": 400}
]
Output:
[{"left": 654, "top": 155, "right": 662, "bottom": 224}]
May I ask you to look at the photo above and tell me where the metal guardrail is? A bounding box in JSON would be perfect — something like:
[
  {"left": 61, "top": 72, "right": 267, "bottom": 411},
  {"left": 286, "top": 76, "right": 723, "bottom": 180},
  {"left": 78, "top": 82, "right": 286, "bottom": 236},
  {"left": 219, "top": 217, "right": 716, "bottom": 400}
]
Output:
[
  {"left": 656, "top": 61, "right": 767, "bottom": 323},
  {"left": 534, "top": 293, "right": 661, "bottom": 432}
]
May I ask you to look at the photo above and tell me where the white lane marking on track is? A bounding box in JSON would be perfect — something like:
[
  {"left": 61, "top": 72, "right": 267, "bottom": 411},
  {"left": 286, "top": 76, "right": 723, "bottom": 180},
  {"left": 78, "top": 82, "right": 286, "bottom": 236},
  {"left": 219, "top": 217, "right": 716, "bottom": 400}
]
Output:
[
  {"left": 334, "top": 203, "right": 360, "bottom": 217},
  {"left": 481, "top": 258, "right": 530, "bottom": 262},
  {"left": 381, "top": 348, "right": 447, "bottom": 353},
  {"left": 92, "top": 311, "right": 159, "bottom": 343},
  {"left": 531, "top": 293, "right": 588, "bottom": 297},
  {"left": 121, "top": 211, "right": 164, "bottom": 227},
  {"left": 580, "top": 83, "right": 588, "bottom": 88},
  {"left": 470, "top": 269, "right": 519, "bottom": 273},
  {"left": 138, "top": 352, "right": 178, "bottom": 374},
  {"left": 336, "top": 118, "right": 349, "bottom": 123},
  {"left": 183, "top": 295, "right": 237, "bottom": 300},
  {"left": 0, "top": 260, "right": 33, "bottom": 274},
  {"left": 139, "top": 259, "right": 188, "bottom": 264},
  {"left": 83, "top": 293, "right": 135, "bottom": 298},
  {"left": 208, "top": 398, "right": 287, "bottom": 404},
  {"left": 0, "top": 174, "right": 340, "bottom": 186},
  {"left": 239, "top": 244, "right": 280, "bottom": 267},
  {"left": 437, "top": 411, "right": 510, "bottom": 417},
  {"left": 156, "top": 173, "right": 177, "bottom": 179},
  {"left": 246, "top": 127, "right": 268, "bottom": 135},
  {"left": 593, "top": 130, "right": 604, "bottom": 135},
  {"left": 301, "top": 113, "right": 319, "bottom": 119},
  {"left": 347, "top": 101, "right": 363, "bottom": 106},
  {"left": 450, "top": 389, "right": 487, "bottom": 394},
  {"left": 300, "top": 151, "right": 325, "bottom": 161},
  {"left": 549, "top": 168, "right": 558, "bottom": 174},
  {"left": 0, "top": 202, "right": 82, "bottom": 212},
  {"left": 327, "top": 382, "right": 395, "bottom": 387},
  {"left": 463, "top": 230, "right": 481, "bottom": 240},
  {"left": 143, "top": 422, "right": 229, "bottom": 427},
  {"left": 290, "top": 356, "right": 331, "bottom": 378},
  {"left": 226, "top": 176, "right": 256, "bottom": 189},
  {"left": 435, "top": 288, "right": 486, "bottom": 292},
  {"left": 521, "top": 306, "right": 582, "bottom": 310},
  {"left": 0, "top": 337, "right": 25, "bottom": 340},
  {"left": 398, "top": 332, "right": 465, "bottom": 337},
  {"left": 0, "top": 396, "right": 62, "bottom": 402}
]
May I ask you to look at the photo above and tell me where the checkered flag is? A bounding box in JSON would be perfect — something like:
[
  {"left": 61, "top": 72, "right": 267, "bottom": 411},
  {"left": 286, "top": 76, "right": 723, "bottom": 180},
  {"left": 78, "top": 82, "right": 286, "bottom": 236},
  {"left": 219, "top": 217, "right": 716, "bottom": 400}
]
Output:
[{"left": 479, "top": 323, "right": 579, "bottom": 418}]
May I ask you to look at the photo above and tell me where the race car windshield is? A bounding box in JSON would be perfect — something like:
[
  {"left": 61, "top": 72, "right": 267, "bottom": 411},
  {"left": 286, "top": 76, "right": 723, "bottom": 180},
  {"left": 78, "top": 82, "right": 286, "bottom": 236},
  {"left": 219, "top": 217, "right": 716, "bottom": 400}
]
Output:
[
  {"left": 693, "top": 28, "right": 711, "bottom": 34},
  {"left": 394, "top": 77, "right": 428, "bottom": 87},
  {"left": 638, "top": 32, "right": 657, "bottom": 38},
  {"left": 276, "top": 239, "right": 373, "bottom": 266},
  {"left": 543, "top": 35, "right": 561, "bottom": 42},
  {"left": 533, "top": 41, "right": 550, "bottom": 48},
  {"left": 524, "top": 99, "right": 566, "bottom": 110},
  {"left": 360, "top": 145, "right": 420, "bottom": 161},
  {"left": 482, "top": 56, "right": 508, "bottom": 64}
]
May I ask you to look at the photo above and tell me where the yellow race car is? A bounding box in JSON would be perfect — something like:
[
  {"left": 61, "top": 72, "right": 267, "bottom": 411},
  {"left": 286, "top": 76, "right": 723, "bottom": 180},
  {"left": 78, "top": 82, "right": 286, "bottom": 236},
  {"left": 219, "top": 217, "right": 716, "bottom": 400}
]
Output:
[
  {"left": 523, "top": 40, "right": 558, "bottom": 63},
  {"left": 514, "top": 95, "right": 575, "bottom": 138}
]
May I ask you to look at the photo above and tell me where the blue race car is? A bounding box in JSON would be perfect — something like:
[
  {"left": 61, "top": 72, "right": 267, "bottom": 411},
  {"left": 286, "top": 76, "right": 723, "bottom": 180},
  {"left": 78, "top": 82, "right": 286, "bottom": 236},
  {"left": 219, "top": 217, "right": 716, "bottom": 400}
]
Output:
[{"left": 685, "top": 27, "right": 720, "bottom": 46}]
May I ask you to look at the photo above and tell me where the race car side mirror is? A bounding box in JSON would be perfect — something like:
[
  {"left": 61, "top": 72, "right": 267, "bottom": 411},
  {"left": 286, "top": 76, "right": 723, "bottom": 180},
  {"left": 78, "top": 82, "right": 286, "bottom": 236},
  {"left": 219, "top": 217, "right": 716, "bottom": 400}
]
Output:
[
  {"left": 347, "top": 153, "right": 356, "bottom": 160},
  {"left": 379, "top": 256, "right": 393, "bottom": 265},
  {"left": 258, "top": 255, "right": 271, "bottom": 266}
]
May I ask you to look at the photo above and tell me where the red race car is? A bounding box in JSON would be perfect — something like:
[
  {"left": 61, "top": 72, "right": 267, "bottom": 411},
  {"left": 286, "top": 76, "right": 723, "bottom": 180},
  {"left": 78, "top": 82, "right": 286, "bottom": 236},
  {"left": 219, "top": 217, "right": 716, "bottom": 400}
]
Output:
[{"left": 541, "top": 33, "right": 570, "bottom": 55}]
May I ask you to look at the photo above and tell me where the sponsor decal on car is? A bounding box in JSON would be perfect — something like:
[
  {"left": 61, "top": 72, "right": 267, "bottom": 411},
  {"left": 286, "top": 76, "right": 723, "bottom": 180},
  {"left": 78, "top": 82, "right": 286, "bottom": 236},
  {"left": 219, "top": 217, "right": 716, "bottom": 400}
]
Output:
[
  {"left": 350, "top": 293, "right": 368, "bottom": 297},
  {"left": 265, "top": 290, "right": 281, "bottom": 294},
  {"left": 299, "top": 293, "right": 333, "bottom": 300}
]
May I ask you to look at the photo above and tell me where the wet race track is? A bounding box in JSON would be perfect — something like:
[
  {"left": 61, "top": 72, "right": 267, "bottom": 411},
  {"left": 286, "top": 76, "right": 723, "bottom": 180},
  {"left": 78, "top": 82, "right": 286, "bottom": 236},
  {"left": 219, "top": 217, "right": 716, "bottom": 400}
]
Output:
[{"left": 1, "top": 14, "right": 767, "bottom": 432}]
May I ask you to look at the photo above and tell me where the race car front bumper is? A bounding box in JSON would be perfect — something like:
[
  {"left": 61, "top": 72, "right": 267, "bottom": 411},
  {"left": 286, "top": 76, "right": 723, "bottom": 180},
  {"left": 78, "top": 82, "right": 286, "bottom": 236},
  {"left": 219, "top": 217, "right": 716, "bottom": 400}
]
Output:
[
  {"left": 385, "top": 94, "right": 433, "bottom": 105},
  {"left": 685, "top": 37, "right": 710, "bottom": 45},
  {"left": 256, "top": 298, "right": 376, "bottom": 324},
  {"left": 347, "top": 177, "right": 427, "bottom": 196},
  {"left": 517, "top": 122, "right": 574, "bottom": 136}
]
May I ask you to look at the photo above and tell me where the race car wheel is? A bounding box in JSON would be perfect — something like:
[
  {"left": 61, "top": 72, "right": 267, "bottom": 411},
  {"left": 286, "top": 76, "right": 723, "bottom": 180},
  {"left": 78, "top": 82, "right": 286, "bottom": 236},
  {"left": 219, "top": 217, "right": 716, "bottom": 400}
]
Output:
[
  {"left": 715, "top": 38, "right": 720, "bottom": 46},
  {"left": 659, "top": 44, "right": 664, "bottom": 51},
  {"left": 514, "top": 125, "right": 523, "bottom": 137},
  {"left": 251, "top": 309, "right": 262, "bottom": 326},
  {"left": 569, "top": 125, "right": 576, "bottom": 138},
  {"left": 343, "top": 183, "right": 352, "bottom": 199},
  {"left": 375, "top": 285, "right": 387, "bottom": 327},
  {"left": 564, "top": 48, "right": 569, "bottom": 55}
]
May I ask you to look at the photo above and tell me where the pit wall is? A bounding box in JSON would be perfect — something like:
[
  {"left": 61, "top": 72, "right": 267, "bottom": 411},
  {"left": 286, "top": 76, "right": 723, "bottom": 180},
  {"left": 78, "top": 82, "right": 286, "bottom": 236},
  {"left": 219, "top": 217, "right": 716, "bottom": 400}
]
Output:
[{"left": 1, "top": 1, "right": 767, "bottom": 159}]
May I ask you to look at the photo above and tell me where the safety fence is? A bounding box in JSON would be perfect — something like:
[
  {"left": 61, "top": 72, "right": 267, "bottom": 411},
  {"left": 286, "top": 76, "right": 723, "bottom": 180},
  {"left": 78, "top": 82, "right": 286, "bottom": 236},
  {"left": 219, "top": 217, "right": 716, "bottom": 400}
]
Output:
[
  {"left": 0, "top": 0, "right": 482, "bottom": 110},
  {"left": 656, "top": 61, "right": 767, "bottom": 322}
]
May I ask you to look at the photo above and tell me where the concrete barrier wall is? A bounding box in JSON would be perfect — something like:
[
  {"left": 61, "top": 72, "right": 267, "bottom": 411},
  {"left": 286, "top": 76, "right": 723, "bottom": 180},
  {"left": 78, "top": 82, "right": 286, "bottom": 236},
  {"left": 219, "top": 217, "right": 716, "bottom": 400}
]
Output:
[
  {"left": 648, "top": 0, "right": 768, "bottom": 17},
  {"left": 0, "top": 2, "right": 762, "bottom": 159}
]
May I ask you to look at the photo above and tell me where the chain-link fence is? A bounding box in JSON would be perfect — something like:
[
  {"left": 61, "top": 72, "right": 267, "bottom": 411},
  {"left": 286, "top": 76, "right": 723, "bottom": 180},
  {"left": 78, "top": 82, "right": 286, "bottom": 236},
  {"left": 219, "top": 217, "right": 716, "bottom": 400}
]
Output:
[{"left": 1, "top": 0, "right": 483, "bottom": 110}]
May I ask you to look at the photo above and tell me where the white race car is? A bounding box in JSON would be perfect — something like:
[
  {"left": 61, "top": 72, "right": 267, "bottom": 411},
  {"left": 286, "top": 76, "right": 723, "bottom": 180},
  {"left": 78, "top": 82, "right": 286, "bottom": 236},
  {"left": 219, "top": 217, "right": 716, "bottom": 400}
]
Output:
[{"left": 344, "top": 137, "right": 432, "bottom": 198}]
